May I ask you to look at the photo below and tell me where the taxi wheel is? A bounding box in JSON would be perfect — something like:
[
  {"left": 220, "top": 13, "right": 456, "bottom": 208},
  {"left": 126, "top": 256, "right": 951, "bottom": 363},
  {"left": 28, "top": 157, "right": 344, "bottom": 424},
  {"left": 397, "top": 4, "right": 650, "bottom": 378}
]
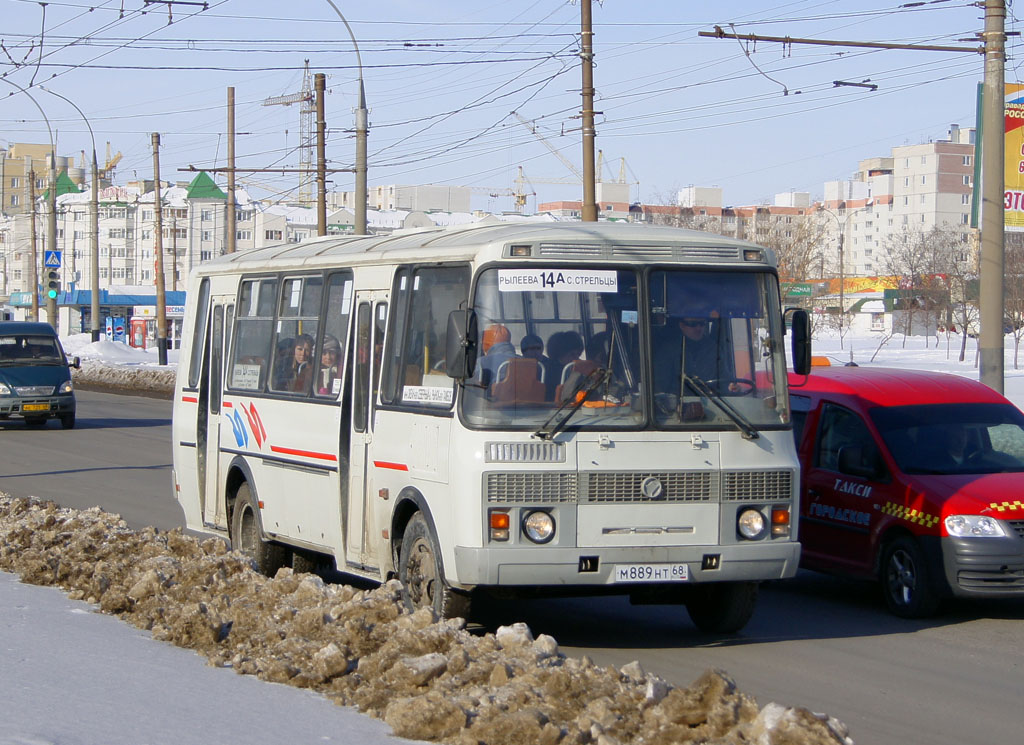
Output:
[
  {"left": 230, "top": 482, "right": 289, "bottom": 577},
  {"left": 881, "top": 537, "right": 940, "bottom": 618},
  {"left": 685, "top": 581, "right": 759, "bottom": 633},
  {"left": 398, "top": 512, "right": 471, "bottom": 621}
]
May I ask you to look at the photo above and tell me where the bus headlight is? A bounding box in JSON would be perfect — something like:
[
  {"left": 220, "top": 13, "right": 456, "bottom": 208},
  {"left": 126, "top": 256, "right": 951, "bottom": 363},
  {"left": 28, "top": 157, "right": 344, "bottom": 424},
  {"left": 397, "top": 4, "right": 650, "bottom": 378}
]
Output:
[
  {"left": 737, "top": 508, "right": 766, "bottom": 540},
  {"left": 522, "top": 510, "right": 555, "bottom": 544},
  {"left": 945, "top": 515, "right": 1008, "bottom": 538}
]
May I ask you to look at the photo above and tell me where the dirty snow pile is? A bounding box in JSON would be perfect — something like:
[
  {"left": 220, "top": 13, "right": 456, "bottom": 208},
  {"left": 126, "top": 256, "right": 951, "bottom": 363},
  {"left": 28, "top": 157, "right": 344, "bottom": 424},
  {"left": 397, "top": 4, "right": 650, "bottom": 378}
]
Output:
[
  {"left": 63, "top": 335, "right": 177, "bottom": 395},
  {"left": 0, "top": 496, "right": 853, "bottom": 745}
]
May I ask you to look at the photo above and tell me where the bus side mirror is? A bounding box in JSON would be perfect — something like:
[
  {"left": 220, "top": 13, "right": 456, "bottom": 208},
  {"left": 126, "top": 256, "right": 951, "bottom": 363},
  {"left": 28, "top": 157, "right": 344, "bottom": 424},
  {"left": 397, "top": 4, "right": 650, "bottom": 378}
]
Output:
[
  {"left": 445, "top": 308, "right": 478, "bottom": 379},
  {"left": 789, "top": 308, "right": 811, "bottom": 375}
]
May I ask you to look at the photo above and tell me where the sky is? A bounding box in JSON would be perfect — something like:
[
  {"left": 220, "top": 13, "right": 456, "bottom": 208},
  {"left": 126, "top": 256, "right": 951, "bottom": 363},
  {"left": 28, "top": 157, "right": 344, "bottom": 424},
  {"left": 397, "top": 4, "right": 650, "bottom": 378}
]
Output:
[{"left": 0, "top": 1, "right": 1009, "bottom": 213}]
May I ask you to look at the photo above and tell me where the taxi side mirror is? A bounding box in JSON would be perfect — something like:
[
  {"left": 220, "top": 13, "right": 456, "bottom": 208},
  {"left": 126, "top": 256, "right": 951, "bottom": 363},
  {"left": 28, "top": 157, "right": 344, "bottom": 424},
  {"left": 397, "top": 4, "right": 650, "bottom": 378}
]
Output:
[{"left": 788, "top": 308, "right": 811, "bottom": 375}]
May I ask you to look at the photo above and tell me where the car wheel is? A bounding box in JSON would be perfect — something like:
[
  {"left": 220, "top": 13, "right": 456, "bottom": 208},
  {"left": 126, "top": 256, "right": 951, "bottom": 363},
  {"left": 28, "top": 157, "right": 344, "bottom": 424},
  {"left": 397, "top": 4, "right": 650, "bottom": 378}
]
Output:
[
  {"left": 60, "top": 413, "right": 76, "bottom": 429},
  {"left": 230, "top": 482, "right": 289, "bottom": 577},
  {"left": 685, "top": 581, "right": 759, "bottom": 633},
  {"left": 881, "top": 537, "right": 940, "bottom": 618},
  {"left": 398, "top": 511, "right": 471, "bottom": 620}
]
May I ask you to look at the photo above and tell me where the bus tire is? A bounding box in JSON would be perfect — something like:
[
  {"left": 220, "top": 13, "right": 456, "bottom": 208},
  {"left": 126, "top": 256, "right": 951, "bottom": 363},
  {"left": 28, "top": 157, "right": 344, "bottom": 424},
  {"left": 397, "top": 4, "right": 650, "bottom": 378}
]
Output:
[
  {"left": 230, "top": 482, "right": 289, "bottom": 577},
  {"left": 881, "top": 537, "right": 940, "bottom": 618},
  {"left": 292, "top": 550, "right": 321, "bottom": 575},
  {"left": 685, "top": 581, "right": 758, "bottom": 633},
  {"left": 398, "top": 512, "right": 471, "bottom": 621}
]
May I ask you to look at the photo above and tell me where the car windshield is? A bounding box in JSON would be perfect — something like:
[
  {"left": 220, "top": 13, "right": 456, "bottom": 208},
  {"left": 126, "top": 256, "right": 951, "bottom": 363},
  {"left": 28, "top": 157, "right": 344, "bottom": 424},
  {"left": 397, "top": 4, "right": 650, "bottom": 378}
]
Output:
[
  {"left": 0, "top": 335, "right": 64, "bottom": 365},
  {"left": 871, "top": 403, "right": 1024, "bottom": 475},
  {"left": 460, "top": 266, "right": 790, "bottom": 431}
]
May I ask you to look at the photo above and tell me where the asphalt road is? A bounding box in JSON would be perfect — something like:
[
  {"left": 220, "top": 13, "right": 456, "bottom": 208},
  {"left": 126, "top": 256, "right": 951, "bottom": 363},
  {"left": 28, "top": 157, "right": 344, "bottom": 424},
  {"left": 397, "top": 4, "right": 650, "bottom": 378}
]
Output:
[{"left": 2, "top": 389, "right": 1022, "bottom": 745}]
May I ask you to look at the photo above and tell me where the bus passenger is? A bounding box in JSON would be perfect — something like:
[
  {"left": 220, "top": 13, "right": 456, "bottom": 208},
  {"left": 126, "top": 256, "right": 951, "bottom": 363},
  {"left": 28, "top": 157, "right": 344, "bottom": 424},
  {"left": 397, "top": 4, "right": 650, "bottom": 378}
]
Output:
[
  {"left": 479, "top": 324, "right": 516, "bottom": 385},
  {"left": 318, "top": 336, "right": 340, "bottom": 394},
  {"left": 283, "top": 333, "right": 315, "bottom": 393},
  {"left": 544, "top": 330, "right": 584, "bottom": 400}
]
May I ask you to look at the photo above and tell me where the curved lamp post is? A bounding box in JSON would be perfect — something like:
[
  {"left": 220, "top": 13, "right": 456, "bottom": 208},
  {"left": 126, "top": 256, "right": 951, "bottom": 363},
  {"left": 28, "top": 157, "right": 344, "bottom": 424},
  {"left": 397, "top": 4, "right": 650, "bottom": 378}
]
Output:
[
  {"left": 1, "top": 78, "right": 56, "bottom": 324},
  {"left": 324, "top": 0, "right": 368, "bottom": 235},
  {"left": 817, "top": 202, "right": 872, "bottom": 345},
  {"left": 40, "top": 86, "right": 102, "bottom": 342}
]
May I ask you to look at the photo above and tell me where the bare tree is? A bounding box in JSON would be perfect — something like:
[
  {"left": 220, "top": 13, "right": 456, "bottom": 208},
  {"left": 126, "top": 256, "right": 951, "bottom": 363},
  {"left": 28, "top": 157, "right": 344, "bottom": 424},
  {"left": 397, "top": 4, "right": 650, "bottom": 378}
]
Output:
[{"left": 880, "top": 227, "right": 948, "bottom": 347}]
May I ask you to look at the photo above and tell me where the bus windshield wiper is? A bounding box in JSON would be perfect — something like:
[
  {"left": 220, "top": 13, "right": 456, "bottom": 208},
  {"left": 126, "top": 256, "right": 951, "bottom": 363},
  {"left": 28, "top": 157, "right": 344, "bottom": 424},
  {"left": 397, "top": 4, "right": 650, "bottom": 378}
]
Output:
[
  {"left": 684, "top": 373, "right": 760, "bottom": 440},
  {"left": 534, "top": 367, "right": 610, "bottom": 441}
]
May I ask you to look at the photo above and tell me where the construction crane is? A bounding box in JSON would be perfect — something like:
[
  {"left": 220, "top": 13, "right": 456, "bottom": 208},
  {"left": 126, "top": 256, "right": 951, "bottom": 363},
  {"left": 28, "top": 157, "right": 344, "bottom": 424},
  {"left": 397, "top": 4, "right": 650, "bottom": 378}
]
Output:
[
  {"left": 512, "top": 111, "right": 583, "bottom": 182},
  {"left": 263, "top": 60, "right": 315, "bottom": 206},
  {"left": 99, "top": 143, "right": 122, "bottom": 183},
  {"left": 468, "top": 173, "right": 535, "bottom": 213}
]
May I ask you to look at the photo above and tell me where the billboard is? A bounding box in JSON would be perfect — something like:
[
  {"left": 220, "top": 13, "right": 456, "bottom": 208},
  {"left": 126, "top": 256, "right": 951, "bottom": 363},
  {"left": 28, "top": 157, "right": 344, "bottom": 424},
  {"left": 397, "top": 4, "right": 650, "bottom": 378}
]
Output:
[{"left": 1005, "top": 82, "right": 1024, "bottom": 231}]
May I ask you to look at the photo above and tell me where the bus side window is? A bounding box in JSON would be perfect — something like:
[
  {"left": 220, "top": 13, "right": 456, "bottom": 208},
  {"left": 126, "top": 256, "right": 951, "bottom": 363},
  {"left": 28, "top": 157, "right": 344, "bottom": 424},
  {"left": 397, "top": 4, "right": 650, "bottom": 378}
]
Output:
[
  {"left": 313, "top": 272, "right": 354, "bottom": 399},
  {"left": 229, "top": 277, "right": 276, "bottom": 391},
  {"left": 353, "top": 303, "right": 371, "bottom": 432}
]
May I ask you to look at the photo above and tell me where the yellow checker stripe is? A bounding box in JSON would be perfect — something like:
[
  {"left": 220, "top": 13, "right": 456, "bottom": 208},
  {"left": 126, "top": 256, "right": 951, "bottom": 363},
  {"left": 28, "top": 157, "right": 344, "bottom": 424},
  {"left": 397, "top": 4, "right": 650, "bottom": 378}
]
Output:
[
  {"left": 989, "top": 500, "right": 1024, "bottom": 513},
  {"left": 881, "top": 501, "right": 940, "bottom": 528}
]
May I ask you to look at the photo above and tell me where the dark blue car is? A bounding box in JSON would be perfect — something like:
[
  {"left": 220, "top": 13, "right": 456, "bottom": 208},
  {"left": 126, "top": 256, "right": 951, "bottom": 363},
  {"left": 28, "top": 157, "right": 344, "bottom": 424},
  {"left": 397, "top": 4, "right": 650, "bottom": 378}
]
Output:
[{"left": 0, "top": 321, "right": 80, "bottom": 429}]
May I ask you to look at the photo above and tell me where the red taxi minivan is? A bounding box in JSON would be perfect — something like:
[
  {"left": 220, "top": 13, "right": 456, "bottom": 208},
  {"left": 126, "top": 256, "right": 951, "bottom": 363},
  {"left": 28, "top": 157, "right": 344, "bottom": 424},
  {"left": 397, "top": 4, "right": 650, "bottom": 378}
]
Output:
[{"left": 789, "top": 367, "right": 1024, "bottom": 617}]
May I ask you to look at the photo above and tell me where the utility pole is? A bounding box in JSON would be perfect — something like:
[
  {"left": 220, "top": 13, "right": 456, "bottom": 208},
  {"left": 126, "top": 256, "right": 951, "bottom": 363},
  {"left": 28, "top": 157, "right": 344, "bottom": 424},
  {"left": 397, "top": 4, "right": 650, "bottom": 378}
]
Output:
[
  {"left": 226, "top": 87, "right": 237, "bottom": 254},
  {"left": 28, "top": 171, "right": 39, "bottom": 322},
  {"left": 152, "top": 133, "right": 168, "bottom": 366},
  {"left": 90, "top": 147, "right": 100, "bottom": 340},
  {"left": 979, "top": 0, "right": 1006, "bottom": 393},
  {"left": 46, "top": 154, "right": 58, "bottom": 327},
  {"left": 316, "top": 73, "right": 327, "bottom": 236},
  {"left": 580, "top": 0, "right": 598, "bottom": 222}
]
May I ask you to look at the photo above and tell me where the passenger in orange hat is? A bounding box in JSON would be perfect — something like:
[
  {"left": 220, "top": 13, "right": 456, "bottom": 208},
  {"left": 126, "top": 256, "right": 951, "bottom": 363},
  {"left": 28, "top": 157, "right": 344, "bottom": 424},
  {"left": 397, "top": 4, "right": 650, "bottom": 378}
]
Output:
[{"left": 479, "top": 323, "right": 516, "bottom": 384}]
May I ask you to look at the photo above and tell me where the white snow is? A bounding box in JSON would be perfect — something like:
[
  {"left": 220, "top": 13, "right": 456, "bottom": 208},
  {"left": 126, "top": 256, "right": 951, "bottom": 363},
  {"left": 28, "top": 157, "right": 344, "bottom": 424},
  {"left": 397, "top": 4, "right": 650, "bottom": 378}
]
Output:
[{"left": 4, "top": 326, "right": 1023, "bottom": 744}]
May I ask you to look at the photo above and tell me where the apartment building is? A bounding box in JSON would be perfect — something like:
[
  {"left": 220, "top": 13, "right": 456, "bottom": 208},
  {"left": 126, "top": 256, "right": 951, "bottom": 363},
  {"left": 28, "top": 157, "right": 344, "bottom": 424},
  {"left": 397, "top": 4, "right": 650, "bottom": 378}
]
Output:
[{"left": 0, "top": 143, "right": 87, "bottom": 217}]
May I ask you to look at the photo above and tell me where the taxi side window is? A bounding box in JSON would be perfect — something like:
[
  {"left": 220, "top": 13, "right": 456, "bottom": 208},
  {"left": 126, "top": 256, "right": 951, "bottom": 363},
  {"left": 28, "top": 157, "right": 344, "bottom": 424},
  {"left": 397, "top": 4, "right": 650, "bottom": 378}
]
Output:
[
  {"left": 815, "top": 403, "right": 887, "bottom": 479},
  {"left": 790, "top": 394, "right": 812, "bottom": 449}
]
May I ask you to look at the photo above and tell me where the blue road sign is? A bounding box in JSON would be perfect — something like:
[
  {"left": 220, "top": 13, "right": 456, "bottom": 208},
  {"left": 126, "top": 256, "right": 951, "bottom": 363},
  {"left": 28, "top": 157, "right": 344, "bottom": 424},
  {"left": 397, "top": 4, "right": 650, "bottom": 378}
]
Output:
[{"left": 44, "top": 250, "right": 62, "bottom": 268}]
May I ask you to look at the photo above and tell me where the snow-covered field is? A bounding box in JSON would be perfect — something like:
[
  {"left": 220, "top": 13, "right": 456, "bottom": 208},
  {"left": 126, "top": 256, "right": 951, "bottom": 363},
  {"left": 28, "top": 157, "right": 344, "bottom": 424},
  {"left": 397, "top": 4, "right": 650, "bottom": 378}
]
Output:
[{"left": 5, "top": 327, "right": 1020, "bottom": 745}]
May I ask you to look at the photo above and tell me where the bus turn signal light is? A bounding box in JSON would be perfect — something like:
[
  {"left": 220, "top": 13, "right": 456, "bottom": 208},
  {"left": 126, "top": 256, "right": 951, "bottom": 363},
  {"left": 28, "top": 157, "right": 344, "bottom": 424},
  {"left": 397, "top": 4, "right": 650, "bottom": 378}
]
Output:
[
  {"left": 489, "top": 510, "right": 510, "bottom": 541},
  {"left": 771, "top": 508, "right": 791, "bottom": 537}
]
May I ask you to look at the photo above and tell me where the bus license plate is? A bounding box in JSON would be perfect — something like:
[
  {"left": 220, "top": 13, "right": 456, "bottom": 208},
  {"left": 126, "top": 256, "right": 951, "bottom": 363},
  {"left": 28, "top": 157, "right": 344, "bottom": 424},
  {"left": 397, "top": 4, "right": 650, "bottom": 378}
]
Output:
[
  {"left": 22, "top": 403, "right": 49, "bottom": 412},
  {"left": 614, "top": 563, "right": 689, "bottom": 583}
]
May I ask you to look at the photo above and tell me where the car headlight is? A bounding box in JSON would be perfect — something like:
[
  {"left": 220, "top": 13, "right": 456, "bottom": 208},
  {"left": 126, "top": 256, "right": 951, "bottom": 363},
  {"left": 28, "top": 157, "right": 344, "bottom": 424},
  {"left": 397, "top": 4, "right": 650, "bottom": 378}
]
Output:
[
  {"left": 0, "top": 382, "right": 10, "bottom": 395},
  {"left": 738, "top": 508, "right": 767, "bottom": 539},
  {"left": 522, "top": 510, "right": 555, "bottom": 544},
  {"left": 58, "top": 380, "right": 74, "bottom": 394},
  {"left": 945, "top": 514, "right": 1008, "bottom": 538}
]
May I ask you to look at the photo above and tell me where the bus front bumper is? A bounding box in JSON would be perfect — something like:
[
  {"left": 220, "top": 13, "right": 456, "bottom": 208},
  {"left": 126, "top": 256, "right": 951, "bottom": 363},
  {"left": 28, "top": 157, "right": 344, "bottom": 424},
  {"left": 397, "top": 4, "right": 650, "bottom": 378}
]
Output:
[{"left": 452, "top": 541, "right": 800, "bottom": 588}]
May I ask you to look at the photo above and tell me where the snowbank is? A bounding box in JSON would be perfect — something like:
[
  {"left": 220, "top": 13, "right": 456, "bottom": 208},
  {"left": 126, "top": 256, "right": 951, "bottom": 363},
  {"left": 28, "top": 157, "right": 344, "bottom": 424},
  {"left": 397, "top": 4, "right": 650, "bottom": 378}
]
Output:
[{"left": 0, "top": 497, "right": 853, "bottom": 745}]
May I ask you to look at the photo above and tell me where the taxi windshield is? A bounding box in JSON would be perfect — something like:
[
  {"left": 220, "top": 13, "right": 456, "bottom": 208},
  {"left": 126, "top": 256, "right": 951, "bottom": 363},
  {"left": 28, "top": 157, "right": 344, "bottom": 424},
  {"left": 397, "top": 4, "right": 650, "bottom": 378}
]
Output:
[
  {"left": 460, "top": 266, "right": 790, "bottom": 432},
  {"left": 0, "top": 335, "right": 64, "bottom": 365},
  {"left": 871, "top": 403, "right": 1024, "bottom": 475}
]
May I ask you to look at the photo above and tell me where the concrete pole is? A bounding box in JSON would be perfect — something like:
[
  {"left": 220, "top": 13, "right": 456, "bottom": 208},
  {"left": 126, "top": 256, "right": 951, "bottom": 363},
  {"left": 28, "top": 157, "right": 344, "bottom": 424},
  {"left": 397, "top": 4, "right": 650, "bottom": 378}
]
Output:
[
  {"left": 355, "top": 79, "right": 368, "bottom": 235},
  {"left": 580, "top": 0, "right": 598, "bottom": 222},
  {"left": 46, "top": 155, "right": 58, "bottom": 326},
  {"left": 152, "top": 133, "right": 168, "bottom": 366},
  {"left": 316, "top": 73, "right": 327, "bottom": 236},
  {"left": 90, "top": 150, "right": 100, "bottom": 340},
  {"left": 226, "top": 87, "right": 237, "bottom": 254},
  {"left": 980, "top": 0, "right": 1006, "bottom": 392},
  {"left": 29, "top": 171, "right": 39, "bottom": 322}
]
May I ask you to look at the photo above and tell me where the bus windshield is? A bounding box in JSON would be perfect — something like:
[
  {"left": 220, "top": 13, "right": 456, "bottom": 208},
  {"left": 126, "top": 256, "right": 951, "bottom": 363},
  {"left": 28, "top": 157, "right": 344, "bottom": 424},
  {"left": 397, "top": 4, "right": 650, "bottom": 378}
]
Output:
[{"left": 461, "top": 266, "right": 790, "bottom": 431}]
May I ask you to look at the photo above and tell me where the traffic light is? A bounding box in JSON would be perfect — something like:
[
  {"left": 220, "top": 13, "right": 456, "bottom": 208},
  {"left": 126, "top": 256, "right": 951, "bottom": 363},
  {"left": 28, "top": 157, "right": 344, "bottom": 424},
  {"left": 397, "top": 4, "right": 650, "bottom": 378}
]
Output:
[{"left": 46, "top": 269, "right": 60, "bottom": 299}]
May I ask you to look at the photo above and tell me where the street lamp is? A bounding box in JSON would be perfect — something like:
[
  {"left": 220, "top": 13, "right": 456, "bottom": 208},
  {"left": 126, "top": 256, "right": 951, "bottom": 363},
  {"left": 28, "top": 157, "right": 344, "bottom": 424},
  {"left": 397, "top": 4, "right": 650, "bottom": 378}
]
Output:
[
  {"left": 324, "top": 0, "right": 368, "bottom": 235},
  {"left": 39, "top": 86, "right": 102, "bottom": 342},
  {"left": 1, "top": 78, "right": 57, "bottom": 324},
  {"left": 818, "top": 201, "right": 872, "bottom": 343}
]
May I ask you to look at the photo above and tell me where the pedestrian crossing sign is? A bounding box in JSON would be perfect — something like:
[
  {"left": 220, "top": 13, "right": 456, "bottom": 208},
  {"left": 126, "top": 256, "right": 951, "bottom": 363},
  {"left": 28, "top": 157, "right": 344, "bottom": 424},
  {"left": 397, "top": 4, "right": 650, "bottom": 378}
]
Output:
[{"left": 44, "top": 250, "right": 62, "bottom": 268}]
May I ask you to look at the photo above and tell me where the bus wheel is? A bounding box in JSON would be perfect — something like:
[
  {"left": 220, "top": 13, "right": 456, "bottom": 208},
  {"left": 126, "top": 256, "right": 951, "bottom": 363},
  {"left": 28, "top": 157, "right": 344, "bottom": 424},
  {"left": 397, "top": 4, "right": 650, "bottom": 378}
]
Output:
[
  {"left": 398, "top": 512, "right": 471, "bottom": 620},
  {"left": 881, "top": 537, "right": 939, "bottom": 618},
  {"left": 230, "top": 483, "right": 288, "bottom": 577},
  {"left": 685, "top": 581, "right": 758, "bottom": 633}
]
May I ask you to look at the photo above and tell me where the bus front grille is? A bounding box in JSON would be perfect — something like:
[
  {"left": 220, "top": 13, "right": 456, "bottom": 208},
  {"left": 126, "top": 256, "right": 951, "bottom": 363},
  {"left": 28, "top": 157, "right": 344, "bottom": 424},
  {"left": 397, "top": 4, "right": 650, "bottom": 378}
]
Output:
[
  {"left": 582, "top": 471, "right": 716, "bottom": 503},
  {"left": 485, "top": 472, "right": 578, "bottom": 503},
  {"left": 721, "top": 469, "right": 793, "bottom": 502}
]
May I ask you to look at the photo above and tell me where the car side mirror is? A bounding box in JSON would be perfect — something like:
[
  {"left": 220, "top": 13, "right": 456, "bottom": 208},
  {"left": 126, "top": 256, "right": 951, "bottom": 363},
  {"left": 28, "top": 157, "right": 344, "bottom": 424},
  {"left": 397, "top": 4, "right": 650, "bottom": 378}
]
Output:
[
  {"left": 838, "top": 445, "right": 881, "bottom": 480},
  {"left": 788, "top": 308, "right": 811, "bottom": 375},
  {"left": 445, "top": 308, "right": 478, "bottom": 379},
  {"left": 70, "top": 356, "right": 81, "bottom": 369}
]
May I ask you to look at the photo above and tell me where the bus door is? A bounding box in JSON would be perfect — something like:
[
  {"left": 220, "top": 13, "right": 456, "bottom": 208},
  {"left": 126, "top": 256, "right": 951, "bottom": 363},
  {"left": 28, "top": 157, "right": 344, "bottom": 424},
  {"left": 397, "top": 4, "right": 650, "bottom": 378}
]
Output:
[
  {"left": 345, "top": 292, "right": 388, "bottom": 568},
  {"left": 197, "top": 298, "right": 231, "bottom": 526}
]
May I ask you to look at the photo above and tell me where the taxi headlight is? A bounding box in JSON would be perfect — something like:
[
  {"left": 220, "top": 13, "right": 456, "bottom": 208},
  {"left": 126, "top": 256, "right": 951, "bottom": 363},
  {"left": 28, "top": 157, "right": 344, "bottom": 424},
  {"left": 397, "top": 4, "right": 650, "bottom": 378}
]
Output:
[
  {"left": 738, "top": 508, "right": 766, "bottom": 540},
  {"left": 522, "top": 510, "right": 555, "bottom": 544},
  {"left": 58, "top": 380, "right": 73, "bottom": 394},
  {"left": 945, "top": 514, "right": 1008, "bottom": 538}
]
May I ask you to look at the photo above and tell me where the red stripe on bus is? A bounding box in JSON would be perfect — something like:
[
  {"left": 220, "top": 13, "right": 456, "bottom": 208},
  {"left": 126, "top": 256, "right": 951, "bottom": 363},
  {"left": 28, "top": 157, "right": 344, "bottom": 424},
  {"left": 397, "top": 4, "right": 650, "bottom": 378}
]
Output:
[
  {"left": 223, "top": 401, "right": 233, "bottom": 408},
  {"left": 181, "top": 395, "right": 198, "bottom": 403},
  {"left": 269, "top": 445, "right": 338, "bottom": 462},
  {"left": 374, "top": 461, "right": 409, "bottom": 471}
]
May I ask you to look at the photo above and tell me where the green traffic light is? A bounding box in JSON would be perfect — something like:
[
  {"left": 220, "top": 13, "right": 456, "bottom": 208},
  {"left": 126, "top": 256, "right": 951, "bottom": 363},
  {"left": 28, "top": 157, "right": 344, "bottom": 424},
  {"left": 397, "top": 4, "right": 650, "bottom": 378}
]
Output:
[{"left": 47, "top": 290, "right": 57, "bottom": 299}]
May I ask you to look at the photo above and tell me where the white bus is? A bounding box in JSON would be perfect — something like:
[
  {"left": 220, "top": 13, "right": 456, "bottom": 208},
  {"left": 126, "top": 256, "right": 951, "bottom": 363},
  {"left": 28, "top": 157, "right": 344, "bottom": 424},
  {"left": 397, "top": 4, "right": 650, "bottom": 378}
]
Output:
[{"left": 172, "top": 222, "right": 811, "bottom": 632}]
